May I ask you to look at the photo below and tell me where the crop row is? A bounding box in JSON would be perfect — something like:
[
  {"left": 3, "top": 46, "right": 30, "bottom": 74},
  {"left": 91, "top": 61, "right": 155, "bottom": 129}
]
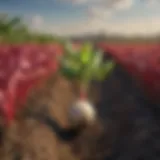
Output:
[
  {"left": 98, "top": 43, "right": 160, "bottom": 101},
  {"left": 0, "top": 43, "right": 159, "bottom": 124},
  {"left": 0, "top": 44, "right": 63, "bottom": 123}
]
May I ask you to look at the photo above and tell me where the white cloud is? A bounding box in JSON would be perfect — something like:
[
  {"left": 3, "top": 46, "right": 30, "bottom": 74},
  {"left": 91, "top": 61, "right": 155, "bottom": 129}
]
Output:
[
  {"left": 31, "top": 15, "right": 44, "bottom": 29},
  {"left": 28, "top": 0, "right": 160, "bottom": 36},
  {"left": 88, "top": 7, "right": 112, "bottom": 19},
  {"left": 145, "top": 0, "right": 159, "bottom": 6},
  {"left": 70, "top": 0, "right": 91, "bottom": 4},
  {"left": 105, "top": 18, "right": 160, "bottom": 36},
  {"left": 66, "top": 0, "right": 134, "bottom": 15},
  {"left": 113, "top": 0, "right": 133, "bottom": 10},
  {"left": 69, "top": 0, "right": 99, "bottom": 5},
  {"left": 85, "top": 0, "right": 134, "bottom": 23},
  {"left": 29, "top": 17, "right": 160, "bottom": 36},
  {"left": 69, "top": 0, "right": 132, "bottom": 7}
]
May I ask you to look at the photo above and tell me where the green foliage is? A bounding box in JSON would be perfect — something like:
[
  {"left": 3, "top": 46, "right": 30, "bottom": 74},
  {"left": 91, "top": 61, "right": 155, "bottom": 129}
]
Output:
[
  {"left": 0, "top": 14, "right": 61, "bottom": 43},
  {"left": 60, "top": 41, "right": 115, "bottom": 86}
]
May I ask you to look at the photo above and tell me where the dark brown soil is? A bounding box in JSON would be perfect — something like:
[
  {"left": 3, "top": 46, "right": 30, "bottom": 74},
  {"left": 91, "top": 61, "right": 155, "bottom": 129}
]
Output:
[
  {"left": 0, "top": 61, "right": 160, "bottom": 160},
  {"left": 0, "top": 74, "right": 104, "bottom": 160}
]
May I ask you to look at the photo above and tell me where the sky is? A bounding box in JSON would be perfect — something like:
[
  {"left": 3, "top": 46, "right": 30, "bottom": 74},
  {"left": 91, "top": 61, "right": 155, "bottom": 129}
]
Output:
[{"left": 0, "top": 0, "right": 160, "bottom": 36}]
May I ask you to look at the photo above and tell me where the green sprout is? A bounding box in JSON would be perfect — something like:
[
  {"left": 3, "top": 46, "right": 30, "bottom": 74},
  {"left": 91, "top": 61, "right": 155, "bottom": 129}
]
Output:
[{"left": 60, "top": 41, "right": 115, "bottom": 88}]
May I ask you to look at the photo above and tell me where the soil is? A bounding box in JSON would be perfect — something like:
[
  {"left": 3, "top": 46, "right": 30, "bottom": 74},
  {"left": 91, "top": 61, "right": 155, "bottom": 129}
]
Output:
[
  {"left": 0, "top": 61, "right": 160, "bottom": 160},
  {"left": 0, "top": 73, "right": 104, "bottom": 160}
]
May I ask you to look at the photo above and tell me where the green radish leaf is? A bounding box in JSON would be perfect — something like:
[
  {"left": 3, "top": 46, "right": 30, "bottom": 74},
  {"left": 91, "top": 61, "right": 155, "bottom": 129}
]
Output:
[
  {"left": 95, "top": 61, "right": 115, "bottom": 81},
  {"left": 63, "top": 42, "right": 79, "bottom": 60},
  {"left": 94, "top": 68, "right": 105, "bottom": 81},
  {"left": 103, "top": 61, "right": 115, "bottom": 75},
  {"left": 91, "top": 50, "right": 103, "bottom": 70},
  {"left": 64, "top": 41, "right": 74, "bottom": 53},
  {"left": 80, "top": 42, "right": 93, "bottom": 64},
  {"left": 61, "top": 67, "right": 79, "bottom": 79},
  {"left": 59, "top": 41, "right": 115, "bottom": 89},
  {"left": 83, "top": 50, "right": 103, "bottom": 82},
  {"left": 60, "top": 58, "right": 82, "bottom": 79},
  {"left": 82, "top": 64, "right": 94, "bottom": 85}
]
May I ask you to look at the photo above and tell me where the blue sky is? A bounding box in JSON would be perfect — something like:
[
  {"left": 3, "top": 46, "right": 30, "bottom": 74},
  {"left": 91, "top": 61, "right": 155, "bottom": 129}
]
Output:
[{"left": 0, "top": 0, "right": 160, "bottom": 36}]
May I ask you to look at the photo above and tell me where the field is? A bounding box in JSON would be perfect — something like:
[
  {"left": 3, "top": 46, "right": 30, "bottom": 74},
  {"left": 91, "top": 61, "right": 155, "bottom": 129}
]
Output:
[
  {"left": 0, "top": 43, "right": 159, "bottom": 160},
  {"left": 0, "top": 16, "right": 160, "bottom": 160}
]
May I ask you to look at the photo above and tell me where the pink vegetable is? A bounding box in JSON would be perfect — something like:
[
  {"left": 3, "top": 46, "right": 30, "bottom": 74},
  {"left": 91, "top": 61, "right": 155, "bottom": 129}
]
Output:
[{"left": 0, "top": 44, "right": 63, "bottom": 125}]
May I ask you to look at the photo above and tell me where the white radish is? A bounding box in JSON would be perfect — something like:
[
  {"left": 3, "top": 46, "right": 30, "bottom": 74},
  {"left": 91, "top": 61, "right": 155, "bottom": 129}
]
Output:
[{"left": 68, "top": 100, "right": 97, "bottom": 125}]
